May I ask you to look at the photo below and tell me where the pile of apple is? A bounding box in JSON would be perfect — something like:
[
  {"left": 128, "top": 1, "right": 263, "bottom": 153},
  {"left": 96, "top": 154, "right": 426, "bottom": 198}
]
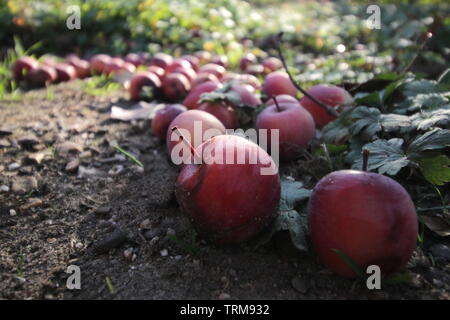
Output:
[{"left": 147, "top": 51, "right": 418, "bottom": 278}]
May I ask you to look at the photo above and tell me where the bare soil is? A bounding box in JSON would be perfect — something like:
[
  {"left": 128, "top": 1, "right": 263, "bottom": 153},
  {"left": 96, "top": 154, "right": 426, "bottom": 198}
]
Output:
[{"left": 0, "top": 81, "right": 449, "bottom": 300}]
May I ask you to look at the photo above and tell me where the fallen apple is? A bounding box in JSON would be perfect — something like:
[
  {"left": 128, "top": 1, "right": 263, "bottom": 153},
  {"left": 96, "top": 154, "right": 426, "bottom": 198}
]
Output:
[
  {"left": 197, "top": 101, "right": 238, "bottom": 129},
  {"left": 12, "top": 56, "right": 39, "bottom": 81},
  {"left": 129, "top": 71, "right": 162, "bottom": 101},
  {"left": 151, "top": 104, "right": 187, "bottom": 140},
  {"left": 262, "top": 71, "right": 297, "bottom": 97},
  {"left": 162, "top": 73, "right": 192, "bottom": 102},
  {"left": 182, "top": 81, "right": 222, "bottom": 109}
]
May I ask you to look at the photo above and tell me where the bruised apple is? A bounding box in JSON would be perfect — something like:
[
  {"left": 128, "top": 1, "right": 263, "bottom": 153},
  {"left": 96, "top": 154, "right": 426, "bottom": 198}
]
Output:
[
  {"left": 151, "top": 104, "right": 187, "bottom": 140},
  {"left": 300, "top": 84, "right": 352, "bottom": 129},
  {"left": 166, "top": 110, "right": 225, "bottom": 157},
  {"left": 129, "top": 72, "right": 162, "bottom": 101},
  {"left": 175, "top": 134, "right": 281, "bottom": 244},
  {"left": 308, "top": 170, "right": 418, "bottom": 277}
]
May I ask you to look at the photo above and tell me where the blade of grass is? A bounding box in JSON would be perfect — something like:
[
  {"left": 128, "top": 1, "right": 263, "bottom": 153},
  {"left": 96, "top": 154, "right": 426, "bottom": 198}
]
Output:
[
  {"left": 332, "top": 249, "right": 365, "bottom": 278},
  {"left": 113, "top": 145, "right": 144, "bottom": 168}
]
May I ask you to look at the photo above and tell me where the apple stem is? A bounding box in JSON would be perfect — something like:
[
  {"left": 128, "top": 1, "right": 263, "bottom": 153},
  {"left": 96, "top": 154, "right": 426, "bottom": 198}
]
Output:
[
  {"left": 362, "top": 149, "right": 369, "bottom": 172},
  {"left": 271, "top": 95, "right": 281, "bottom": 112},
  {"left": 273, "top": 32, "right": 339, "bottom": 118},
  {"left": 400, "top": 31, "right": 433, "bottom": 77},
  {"left": 171, "top": 126, "right": 202, "bottom": 163}
]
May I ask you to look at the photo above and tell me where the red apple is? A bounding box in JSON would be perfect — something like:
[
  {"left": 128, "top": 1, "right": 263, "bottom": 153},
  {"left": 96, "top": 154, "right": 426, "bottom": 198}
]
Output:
[
  {"left": 165, "top": 59, "right": 192, "bottom": 74},
  {"left": 148, "top": 65, "right": 165, "bottom": 81},
  {"left": 266, "top": 94, "right": 299, "bottom": 107},
  {"left": 172, "top": 67, "right": 197, "bottom": 83},
  {"left": 199, "top": 63, "right": 226, "bottom": 79},
  {"left": 191, "top": 72, "right": 220, "bottom": 87},
  {"left": 240, "top": 53, "right": 257, "bottom": 71},
  {"left": 89, "top": 54, "right": 112, "bottom": 74},
  {"left": 237, "top": 74, "right": 261, "bottom": 90},
  {"left": 175, "top": 134, "right": 281, "bottom": 244},
  {"left": 181, "top": 55, "right": 200, "bottom": 71},
  {"left": 211, "top": 55, "right": 229, "bottom": 68},
  {"left": 308, "top": 170, "right": 418, "bottom": 277},
  {"left": 26, "top": 65, "right": 57, "bottom": 86},
  {"left": 166, "top": 109, "right": 225, "bottom": 157},
  {"left": 262, "top": 57, "right": 282, "bottom": 73},
  {"left": 151, "top": 104, "right": 187, "bottom": 140},
  {"left": 124, "top": 53, "right": 144, "bottom": 67},
  {"left": 162, "top": 73, "right": 191, "bottom": 102},
  {"left": 262, "top": 71, "right": 297, "bottom": 97},
  {"left": 149, "top": 53, "right": 173, "bottom": 70},
  {"left": 12, "top": 56, "right": 39, "bottom": 81},
  {"left": 197, "top": 101, "right": 238, "bottom": 129},
  {"left": 300, "top": 85, "right": 352, "bottom": 129},
  {"left": 66, "top": 57, "right": 90, "bottom": 78},
  {"left": 129, "top": 71, "right": 162, "bottom": 101},
  {"left": 229, "top": 83, "right": 261, "bottom": 107},
  {"left": 256, "top": 98, "right": 315, "bottom": 160},
  {"left": 245, "top": 64, "right": 265, "bottom": 76},
  {"left": 182, "top": 81, "right": 221, "bottom": 109},
  {"left": 194, "top": 51, "right": 212, "bottom": 64},
  {"left": 54, "top": 63, "right": 77, "bottom": 82}
]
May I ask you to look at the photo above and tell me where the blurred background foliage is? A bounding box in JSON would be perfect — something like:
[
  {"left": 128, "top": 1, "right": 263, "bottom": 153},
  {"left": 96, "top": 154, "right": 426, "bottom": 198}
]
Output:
[{"left": 0, "top": 0, "right": 449, "bottom": 84}]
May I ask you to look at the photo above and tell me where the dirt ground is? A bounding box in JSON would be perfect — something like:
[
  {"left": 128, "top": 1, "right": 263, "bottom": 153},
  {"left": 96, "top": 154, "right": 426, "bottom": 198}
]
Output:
[{"left": 0, "top": 80, "right": 449, "bottom": 300}]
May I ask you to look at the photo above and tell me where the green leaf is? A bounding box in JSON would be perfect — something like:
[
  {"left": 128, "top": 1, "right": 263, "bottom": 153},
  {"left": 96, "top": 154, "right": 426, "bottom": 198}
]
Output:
[
  {"left": 416, "top": 155, "right": 450, "bottom": 186},
  {"left": 409, "top": 107, "right": 450, "bottom": 130},
  {"left": 379, "top": 113, "right": 411, "bottom": 132},
  {"left": 350, "top": 106, "right": 381, "bottom": 138},
  {"left": 408, "top": 128, "right": 450, "bottom": 155},
  {"left": 383, "top": 273, "right": 413, "bottom": 286},
  {"left": 279, "top": 179, "right": 312, "bottom": 211},
  {"left": 352, "top": 138, "right": 409, "bottom": 175},
  {"left": 402, "top": 79, "right": 440, "bottom": 97},
  {"left": 395, "top": 93, "right": 450, "bottom": 114},
  {"left": 332, "top": 249, "right": 365, "bottom": 278},
  {"left": 199, "top": 90, "right": 242, "bottom": 107},
  {"left": 321, "top": 108, "right": 353, "bottom": 144}
]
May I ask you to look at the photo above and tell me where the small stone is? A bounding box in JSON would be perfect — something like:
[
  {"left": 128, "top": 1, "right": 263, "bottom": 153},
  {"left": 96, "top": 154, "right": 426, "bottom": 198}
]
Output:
[
  {"left": 218, "top": 293, "right": 231, "bottom": 300},
  {"left": 123, "top": 248, "right": 134, "bottom": 261},
  {"left": 65, "top": 159, "right": 80, "bottom": 173},
  {"left": 160, "top": 249, "right": 168, "bottom": 257},
  {"left": 221, "top": 276, "right": 228, "bottom": 283},
  {"left": 77, "top": 166, "right": 100, "bottom": 179},
  {"left": 149, "top": 236, "right": 160, "bottom": 246},
  {"left": 140, "top": 218, "right": 152, "bottom": 229},
  {"left": 95, "top": 205, "right": 111, "bottom": 217},
  {"left": 407, "top": 273, "right": 423, "bottom": 289},
  {"left": 0, "top": 185, "right": 9, "bottom": 192},
  {"left": 47, "top": 238, "right": 57, "bottom": 244},
  {"left": 18, "top": 135, "right": 40, "bottom": 151},
  {"left": 8, "top": 163, "right": 21, "bottom": 171},
  {"left": 175, "top": 255, "right": 182, "bottom": 260},
  {"left": 9, "top": 209, "right": 17, "bottom": 216},
  {"left": 56, "top": 141, "right": 83, "bottom": 158},
  {"left": 24, "top": 152, "right": 47, "bottom": 165},
  {"left": 20, "top": 198, "right": 43, "bottom": 210},
  {"left": 79, "top": 151, "right": 92, "bottom": 159},
  {"left": 430, "top": 244, "right": 450, "bottom": 262},
  {"left": 166, "top": 228, "right": 176, "bottom": 237},
  {"left": 131, "top": 165, "right": 144, "bottom": 174},
  {"left": 11, "top": 176, "right": 38, "bottom": 195},
  {"left": 291, "top": 276, "right": 309, "bottom": 294},
  {"left": 108, "top": 165, "right": 124, "bottom": 176}
]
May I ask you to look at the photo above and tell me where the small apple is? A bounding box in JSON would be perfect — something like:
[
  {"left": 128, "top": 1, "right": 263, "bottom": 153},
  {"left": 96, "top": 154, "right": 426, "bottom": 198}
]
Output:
[
  {"left": 148, "top": 65, "right": 166, "bottom": 81},
  {"left": 237, "top": 74, "right": 261, "bottom": 90},
  {"left": 171, "top": 67, "right": 197, "bottom": 83},
  {"left": 262, "top": 57, "right": 282, "bottom": 73},
  {"left": 191, "top": 72, "right": 220, "bottom": 87},
  {"left": 199, "top": 63, "right": 226, "bottom": 79},
  {"left": 175, "top": 134, "right": 281, "bottom": 244},
  {"left": 89, "top": 54, "right": 112, "bottom": 74},
  {"left": 229, "top": 83, "right": 261, "bottom": 107},
  {"left": 181, "top": 55, "right": 200, "bottom": 71},
  {"left": 266, "top": 94, "right": 299, "bottom": 107},
  {"left": 245, "top": 64, "right": 265, "bottom": 76},
  {"left": 149, "top": 53, "right": 173, "bottom": 70},
  {"left": 300, "top": 84, "right": 352, "bottom": 129},
  {"left": 240, "top": 53, "right": 257, "bottom": 71},
  {"left": 124, "top": 53, "right": 144, "bottom": 67},
  {"left": 129, "top": 71, "right": 162, "bottom": 101},
  {"left": 26, "top": 65, "right": 57, "bottom": 86},
  {"left": 182, "top": 81, "right": 221, "bottom": 109},
  {"left": 308, "top": 170, "right": 418, "bottom": 277},
  {"left": 256, "top": 97, "right": 315, "bottom": 160},
  {"left": 151, "top": 104, "right": 187, "bottom": 140},
  {"left": 211, "top": 55, "right": 229, "bottom": 68},
  {"left": 66, "top": 57, "right": 90, "bottom": 78},
  {"left": 166, "top": 109, "right": 225, "bottom": 156},
  {"left": 54, "top": 63, "right": 77, "bottom": 82},
  {"left": 162, "top": 73, "right": 192, "bottom": 102},
  {"left": 197, "top": 101, "right": 238, "bottom": 129},
  {"left": 262, "top": 71, "right": 297, "bottom": 97},
  {"left": 12, "top": 56, "right": 39, "bottom": 81}
]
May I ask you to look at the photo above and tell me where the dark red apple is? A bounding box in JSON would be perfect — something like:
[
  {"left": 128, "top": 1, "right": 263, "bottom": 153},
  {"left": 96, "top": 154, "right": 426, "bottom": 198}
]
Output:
[
  {"left": 262, "top": 71, "right": 297, "bottom": 97},
  {"left": 308, "top": 170, "right": 418, "bottom": 277},
  {"left": 151, "top": 104, "right": 187, "bottom": 140},
  {"left": 124, "top": 53, "right": 144, "bottom": 67},
  {"left": 172, "top": 67, "right": 197, "bottom": 83},
  {"left": 166, "top": 109, "right": 225, "bottom": 157},
  {"left": 211, "top": 55, "right": 229, "bottom": 68},
  {"left": 199, "top": 63, "right": 226, "bottom": 79},
  {"left": 12, "top": 56, "right": 39, "bottom": 81},
  {"left": 300, "top": 85, "right": 352, "bottom": 129},
  {"left": 26, "top": 65, "right": 57, "bottom": 86},
  {"left": 266, "top": 94, "right": 299, "bottom": 107},
  {"left": 165, "top": 59, "right": 193, "bottom": 74},
  {"left": 181, "top": 55, "right": 200, "bottom": 71},
  {"left": 182, "top": 81, "right": 221, "bottom": 109},
  {"left": 175, "top": 134, "right": 281, "bottom": 244},
  {"left": 129, "top": 71, "right": 162, "bottom": 101},
  {"left": 197, "top": 101, "right": 238, "bottom": 129},
  {"left": 240, "top": 53, "right": 257, "bottom": 71},
  {"left": 54, "top": 63, "right": 77, "bottom": 82},
  {"left": 256, "top": 98, "right": 315, "bottom": 160},
  {"left": 66, "top": 57, "right": 90, "bottom": 78},
  {"left": 162, "top": 73, "right": 191, "bottom": 102},
  {"left": 262, "top": 57, "right": 282, "bottom": 73},
  {"left": 149, "top": 53, "right": 173, "bottom": 70},
  {"left": 89, "top": 54, "right": 112, "bottom": 74},
  {"left": 148, "top": 65, "right": 165, "bottom": 81}
]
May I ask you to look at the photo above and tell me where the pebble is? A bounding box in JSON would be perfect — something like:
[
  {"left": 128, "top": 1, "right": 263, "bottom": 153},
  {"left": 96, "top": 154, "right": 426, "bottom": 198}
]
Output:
[
  {"left": 140, "top": 218, "right": 152, "bottom": 230},
  {"left": 166, "top": 228, "right": 176, "bottom": 237},
  {"left": 108, "top": 164, "right": 124, "bottom": 176},
  {"left": 430, "top": 244, "right": 450, "bottom": 262},
  {"left": 149, "top": 236, "right": 160, "bottom": 246},
  {"left": 160, "top": 249, "right": 168, "bottom": 257},
  {"left": 20, "top": 198, "right": 43, "bottom": 210},
  {"left": 291, "top": 276, "right": 309, "bottom": 294},
  {"left": 9, "top": 209, "right": 17, "bottom": 216},
  {"left": 17, "top": 135, "right": 40, "bottom": 151},
  {"left": 95, "top": 204, "right": 111, "bottom": 217},
  {"left": 8, "top": 162, "right": 21, "bottom": 171},
  {"left": 123, "top": 248, "right": 134, "bottom": 261},
  {"left": 11, "top": 176, "right": 38, "bottom": 195},
  {"left": 218, "top": 293, "right": 231, "bottom": 300},
  {"left": 0, "top": 185, "right": 9, "bottom": 192},
  {"left": 77, "top": 166, "right": 100, "bottom": 179},
  {"left": 56, "top": 141, "right": 83, "bottom": 157},
  {"left": 65, "top": 159, "right": 80, "bottom": 173}
]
